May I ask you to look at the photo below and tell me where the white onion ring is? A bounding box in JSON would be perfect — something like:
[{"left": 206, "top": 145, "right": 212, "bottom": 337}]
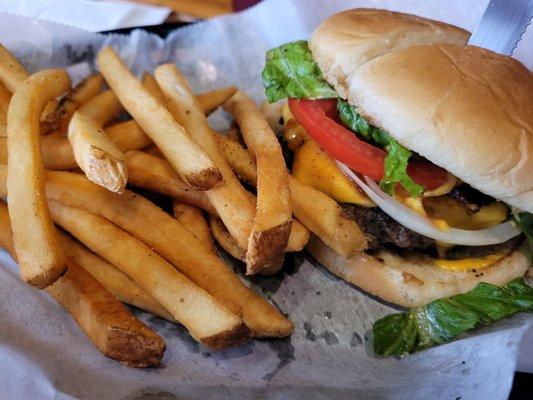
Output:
[{"left": 336, "top": 161, "right": 522, "bottom": 246}]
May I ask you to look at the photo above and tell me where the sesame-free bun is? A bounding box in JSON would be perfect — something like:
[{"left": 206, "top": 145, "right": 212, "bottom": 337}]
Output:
[
  {"left": 309, "top": 9, "right": 469, "bottom": 98},
  {"left": 307, "top": 235, "right": 530, "bottom": 308},
  {"left": 348, "top": 44, "right": 533, "bottom": 212}
]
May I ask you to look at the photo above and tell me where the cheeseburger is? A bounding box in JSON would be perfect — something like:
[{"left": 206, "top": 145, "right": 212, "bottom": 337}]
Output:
[{"left": 262, "top": 9, "right": 532, "bottom": 307}]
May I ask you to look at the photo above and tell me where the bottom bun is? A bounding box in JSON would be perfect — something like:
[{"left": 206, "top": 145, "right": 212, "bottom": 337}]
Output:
[{"left": 306, "top": 235, "right": 530, "bottom": 308}]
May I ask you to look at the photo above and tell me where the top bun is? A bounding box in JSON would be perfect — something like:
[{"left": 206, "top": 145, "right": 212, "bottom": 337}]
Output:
[
  {"left": 348, "top": 44, "right": 533, "bottom": 212},
  {"left": 309, "top": 9, "right": 469, "bottom": 98}
]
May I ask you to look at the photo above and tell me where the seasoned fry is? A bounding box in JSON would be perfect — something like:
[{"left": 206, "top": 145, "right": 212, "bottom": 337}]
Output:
[
  {"left": 142, "top": 73, "right": 166, "bottom": 104},
  {"left": 42, "top": 74, "right": 103, "bottom": 136},
  {"left": 106, "top": 120, "right": 153, "bottom": 152},
  {"left": 196, "top": 86, "right": 237, "bottom": 115},
  {"left": 50, "top": 201, "right": 249, "bottom": 349},
  {"left": 0, "top": 200, "right": 165, "bottom": 367},
  {"left": 154, "top": 64, "right": 256, "bottom": 251},
  {"left": 17, "top": 170, "right": 293, "bottom": 338},
  {"left": 0, "top": 120, "right": 151, "bottom": 170},
  {"left": 208, "top": 215, "right": 285, "bottom": 275},
  {"left": 125, "top": 150, "right": 215, "bottom": 214},
  {"left": 289, "top": 176, "right": 367, "bottom": 257},
  {"left": 209, "top": 214, "right": 245, "bottom": 261},
  {"left": 69, "top": 90, "right": 127, "bottom": 192},
  {"left": 173, "top": 201, "right": 214, "bottom": 251},
  {"left": 49, "top": 258, "right": 166, "bottom": 367},
  {"left": 287, "top": 219, "right": 310, "bottom": 252},
  {"left": 0, "top": 44, "right": 28, "bottom": 93},
  {"left": 97, "top": 47, "right": 222, "bottom": 190},
  {"left": 58, "top": 231, "right": 173, "bottom": 321},
  {"left": 224, "top": 91, "right": 292, "bottom": 273},
  {"left": 213, "top": 133, "right": 257, "bottom": 186},
  {"left": 7, "top": 69, "right": 70, "bottom": 288},
  {"left": 0, "top": 83, "right": 9, "bottom": 137}
]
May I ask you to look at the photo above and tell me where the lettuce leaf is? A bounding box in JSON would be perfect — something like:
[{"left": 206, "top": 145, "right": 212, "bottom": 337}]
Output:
[
  {"left": 512, "top": 211, "right": 533, "bottom": 251},
  {"left": 262, "top": 40, "right": 337, "bottom": 103},
  {"left": 337, "top": 99, "right": 423, "bottom": 197},
  {"left": 373, "top": 278, "right": 533, "bottom": 357}
]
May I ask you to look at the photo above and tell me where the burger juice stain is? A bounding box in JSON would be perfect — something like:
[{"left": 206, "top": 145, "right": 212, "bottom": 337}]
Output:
[
  {"left": 303, "top": 322, "right": 339, "bottom": 345},
  {"left": 263, "top": 337, "right": 295, "bottom": 381}
]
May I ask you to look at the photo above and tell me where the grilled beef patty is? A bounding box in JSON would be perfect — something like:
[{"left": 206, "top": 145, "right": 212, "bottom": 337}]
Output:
[{"left": 341, "top": 203, "right": 521, "bottom": 257}]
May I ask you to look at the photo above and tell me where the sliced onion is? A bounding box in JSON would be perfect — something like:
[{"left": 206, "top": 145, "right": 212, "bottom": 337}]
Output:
[{"left": 336, "top": 161, "right": 522, "bottom": 246}]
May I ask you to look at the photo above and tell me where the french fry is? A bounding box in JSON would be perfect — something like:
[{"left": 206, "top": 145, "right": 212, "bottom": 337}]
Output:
[
  {"left": 97, "top": 47, "right": 222, "bottom": 191},
  {"left": 0, "top": 120, "right": 151, "bottom": 170},
  {"left": 0, "top": 44, "right": 28, "bottom": 93},
  {"left": 142, "top": 73, "right": 166, "bottom": 104},
  {"left": 49, "top": 258, "right": 166, "bottom": 367},
  {"left": 7, "top": 69, "right": 70, "bottom": 288},
  {"left": 196, "top": 86, "right": 237, "bottom": 115},
  {"left": 106, "top": 120, "right": 153, "bottom": 152},
  {"left": 213, "top": 134, "right": 257, "bottom": 186},
  {"left": 49, "top": 201, "right": 249, "bottom": 350},
  {"left": 289, "top": 176, "right": 367, "bottom": 257},
  {"left": 0, "top": 83, "right": 9, "bottom": 137},
  {"left": 125, "top": 150, "right": 215, "bottom": 214},
  {"left": 287, "top": 219, "right": 310, "bottom": 252},
  {"left": 173, "top": 201, "right": 214, "bottom": 251},
  {"left": 0, "top": 200, "right": 166, "bottom": 367},
  {"left": 58, "top": 231, "right": 173, "bottom": 321},
  {"left": 209, "top": 214, "right": 245, "bottom": 261},
  {"left": 208, "top": 214, "right": 286, "bottom": 276},
  {"left": 4, "top": 169, "right": 293, "bottom": 338},
  {"left": 154, "top": 64, "right": 256, "bottom": 252},
  {"left": 224, "top": 91, "right": 292, "bottom": 273},
  {"left": 42, "top": 74, "right": 103, "bottom": 136},
  {"left": 68, "top": 90, "right": 127, "bottom": 193}
]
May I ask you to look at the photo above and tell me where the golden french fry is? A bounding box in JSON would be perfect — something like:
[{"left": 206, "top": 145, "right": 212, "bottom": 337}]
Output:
[
  {"left": 208, "top": 214, "right": 285, "bottom": 276},
  {"left": 0, "top": 44, "right": 28, "bottom": 93},
  {"left": 125, "top": 150, "right": 215, "bottom": 214},
  {"left": 209, "top": 214, "right": 246, "bottom": 261},
  {"left": 287, "top": 219, "right": 310, "bottom": 252},
  {"left": 213, "top": 134, "right": 257, "bottom": 186},
  {"left": 106, "top": 120, "right": 153, "bottom": 152},
  {"left": 50, "top": 201, "right": 249, "bottom": 350},
  {"left": 0, "top": 83, "right": 9, "bottom": 137},
  {"left": 173, "top": 201, "right": 214, "bottom": 251},
  {"left": 224, "top": 91, "right": 292, "bottom": 273},
  {"left": 14, "top": 169, "right": 293, "bottom": 338},
  {"left": 69, "top": 90, "right": 127, "bottom": 193},
  {"left": 142, "top": 73, "right": 166, "bottom": 104},
  {"left": 154, "top": 64, "right": 256, "bottom": 251},
  {"left": 97, "top": 47, "right": 221, "bottom": 191},
  {"left": 0, "top": 200, "right": 165, "bottom": 367},
  {"left": 49, "top": 258, "right": 166, "bottom": 367},
  {"left": 58, "top": 231, "right": 173, "bottom": 321},
  {"left": 0, "top": 120, "right": 150, "bottom": 170},
  {"left": 42, "top": 74, "right": 103, "bottom": 136},
  {"left": 289, "top": 176, "right": 367, "bottom": 257},
  {"left": 196, "top": 86, "right": 237, "bottom": 115},
  {"left": 7, "top": 69, "right": 70, "bottom": 288}
]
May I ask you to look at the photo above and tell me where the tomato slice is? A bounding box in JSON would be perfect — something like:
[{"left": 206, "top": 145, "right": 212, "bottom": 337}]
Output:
[{"left": 288, "top": 98, "right": 448, "bottom": 191}]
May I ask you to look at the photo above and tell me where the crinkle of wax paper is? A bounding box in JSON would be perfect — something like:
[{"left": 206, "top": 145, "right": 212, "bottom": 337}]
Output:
[{"left": 0, "top": 1, "right": 531, "bottom": 399}]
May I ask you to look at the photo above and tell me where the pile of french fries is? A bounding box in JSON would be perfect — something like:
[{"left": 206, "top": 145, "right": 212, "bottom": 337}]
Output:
[{"left": 0, "top": 43, "right": 367, "bottom": 367}]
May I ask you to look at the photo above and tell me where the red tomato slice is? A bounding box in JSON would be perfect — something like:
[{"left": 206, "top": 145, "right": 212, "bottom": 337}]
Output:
[{"left": 288, "top": 98, "right": 447, "bottom": 191}]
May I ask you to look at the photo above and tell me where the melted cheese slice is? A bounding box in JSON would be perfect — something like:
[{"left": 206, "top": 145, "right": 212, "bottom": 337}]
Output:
[{"left": 434, "top": 253, "right": 506, "bottom": 271}]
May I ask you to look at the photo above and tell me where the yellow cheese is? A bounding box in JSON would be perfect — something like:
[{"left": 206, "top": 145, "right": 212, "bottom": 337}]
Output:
[
  {"left": 434, "top": 253, "right": 506, "bottom": 271},
  {"left": 424, "top": 197, "right": 507, "bottom": 230}
]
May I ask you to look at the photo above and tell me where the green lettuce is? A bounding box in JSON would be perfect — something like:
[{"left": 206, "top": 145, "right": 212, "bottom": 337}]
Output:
[
  {"left": 337, "top": 99, "right": 423, "bottom": 197},
  {"left": 373, "top": 278, "right": 533, "bottom": 357},
  {"left": 262, "top": 40, "right": 337, "bottom": 103},
  {"left": 512, "top": 211, "right": 533, "bottom": 251}
]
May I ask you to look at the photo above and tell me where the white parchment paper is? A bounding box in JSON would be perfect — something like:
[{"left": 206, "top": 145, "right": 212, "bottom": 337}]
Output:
[{"left": 0, "top": 1, "right": 532, "bottom": 399}]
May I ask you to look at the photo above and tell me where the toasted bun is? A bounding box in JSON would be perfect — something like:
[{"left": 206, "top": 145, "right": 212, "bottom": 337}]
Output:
[
  {"left": 348, "top": 44, "right": 533, "bottom": 212},
  {"left": 309, "top": 9, "right": 469, "bottom": 98},
  {"left": 307, "top": 235, "right": 530, "bottom": 308}
]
